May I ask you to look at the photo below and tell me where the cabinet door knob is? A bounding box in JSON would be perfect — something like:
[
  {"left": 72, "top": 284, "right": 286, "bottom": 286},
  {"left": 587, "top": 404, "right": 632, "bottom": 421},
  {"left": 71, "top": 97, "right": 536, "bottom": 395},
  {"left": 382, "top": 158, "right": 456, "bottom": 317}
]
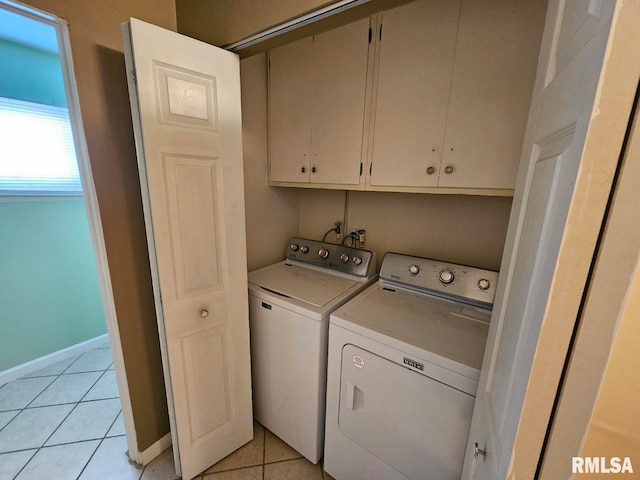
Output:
[
  {"left": 301, "top": 166, "right": 306, "bottom": 173},
  {"left": 444, "top": 165, "right": 454, "bottom": 174},
  {"left": 200, "top": 309, "right": 209, "bottom": 318},
  {"left": 311, "top": 166, "right": 317, "bottom": 173},
  {"left": 426, "top": 166, "right": 436, "bottom": 175}
]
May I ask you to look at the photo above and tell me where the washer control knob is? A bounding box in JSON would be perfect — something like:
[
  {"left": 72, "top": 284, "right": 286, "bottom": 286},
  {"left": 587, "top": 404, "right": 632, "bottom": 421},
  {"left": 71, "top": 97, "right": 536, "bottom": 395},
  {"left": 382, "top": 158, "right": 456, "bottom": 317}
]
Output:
[
  {"left": 439, "top": 269, "right": 455, "bottom": 284},
  {"left": 340, "top": 253, "right": 350, "bottom": 263},
  {"left": 318, "top": 248, "right": 330, "bottom": 259},
  {"left": 300, "top": 245, "right": 309, "bottom": 254},
  {"left": 352, "top": 256, "right": 363, "bottom": 266},
  {"left": 290, "top": 244, "right": 299, "bottom": 251},
  {"left": 478, "top": 278, "right": 491, "bottom": 291},
  {"left": 409, "top": 264, "right": 420, "bottom": 275}
]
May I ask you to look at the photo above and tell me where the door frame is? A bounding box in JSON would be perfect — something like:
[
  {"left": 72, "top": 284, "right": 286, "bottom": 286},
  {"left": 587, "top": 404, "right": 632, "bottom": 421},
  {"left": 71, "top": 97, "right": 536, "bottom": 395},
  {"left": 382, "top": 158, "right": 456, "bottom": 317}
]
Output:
[{"left": 1, "top": 0, "right": 143, "bottom": 463}]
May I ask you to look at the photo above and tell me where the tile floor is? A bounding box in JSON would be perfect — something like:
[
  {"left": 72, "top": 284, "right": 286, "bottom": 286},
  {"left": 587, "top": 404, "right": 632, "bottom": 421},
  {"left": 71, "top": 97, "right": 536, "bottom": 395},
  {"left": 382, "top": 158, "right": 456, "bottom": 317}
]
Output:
[{"left": 0, "top": 344, "right": 335, "bottom": 480}]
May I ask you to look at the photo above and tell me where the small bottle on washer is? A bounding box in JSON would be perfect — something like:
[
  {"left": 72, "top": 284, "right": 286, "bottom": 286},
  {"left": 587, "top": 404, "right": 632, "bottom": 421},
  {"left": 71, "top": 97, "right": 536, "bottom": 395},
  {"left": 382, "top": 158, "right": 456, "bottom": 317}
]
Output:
[{"left": 358, "top": 229, "right": 366, "bottom": 249}]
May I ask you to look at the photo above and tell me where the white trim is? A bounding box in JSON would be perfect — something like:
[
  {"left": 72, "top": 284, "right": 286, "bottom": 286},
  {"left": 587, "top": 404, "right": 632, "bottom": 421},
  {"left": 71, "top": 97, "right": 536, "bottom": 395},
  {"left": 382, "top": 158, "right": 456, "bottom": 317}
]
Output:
[
  {"left": 137, "top": 432, "right": 173, "bottom": 466},
  {"left": 225, "top": 0, "right": 370, "bottom": 51},
  {"left": 0, "top": 334, "right": 108, "bottom": 386},
  {"left": 54, "top": 15, "right": 143, "bottom": 464}
]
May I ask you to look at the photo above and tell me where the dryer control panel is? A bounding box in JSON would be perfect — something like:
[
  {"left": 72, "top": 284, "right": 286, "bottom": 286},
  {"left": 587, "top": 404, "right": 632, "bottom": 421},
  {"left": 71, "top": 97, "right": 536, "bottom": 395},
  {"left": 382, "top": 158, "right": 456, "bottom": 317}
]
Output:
[
  {"left": 286, "top": 237, "right": 375, "bottom": 278},
  {"left": 379, "top": 253, "right": 498, "bottom": 307}
]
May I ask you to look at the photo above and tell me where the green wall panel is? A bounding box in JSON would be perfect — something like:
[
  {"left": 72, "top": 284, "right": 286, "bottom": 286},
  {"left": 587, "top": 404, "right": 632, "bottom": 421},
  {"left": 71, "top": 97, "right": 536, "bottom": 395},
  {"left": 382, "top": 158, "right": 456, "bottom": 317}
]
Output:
[
  {"left": 0, "top": 39, "right": 66, "bottom": 107},
  {"left": 0, "top": 200, "right": 106, "bottom": 371}
]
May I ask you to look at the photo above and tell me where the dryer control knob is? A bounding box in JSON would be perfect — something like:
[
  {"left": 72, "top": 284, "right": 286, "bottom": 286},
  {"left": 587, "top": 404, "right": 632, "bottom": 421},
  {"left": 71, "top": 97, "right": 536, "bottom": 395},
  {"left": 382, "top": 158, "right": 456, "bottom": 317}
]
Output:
[
  {"left": 409, "top": 264, "right": 420, "bottom": 275},
  {"left": 439, "top": 269, "right": 455, "bottom": 284},
  {"left": 352, "top": 256, "right": 363, "bottom": 266},
  {"left": 478, "top": 279, "right": 491, "bottom": 290},
  {"left": 340, "top": 253, "right": 350, "bottom": 263},
  {"left": 290, "top": 244, "right": 299, "bottom": 252},
  {"left": 318, "top": 248, "right": 330, "bottom": 259},
  {"left": 300, "top": 246, "right": 309, "bottom": 254}
]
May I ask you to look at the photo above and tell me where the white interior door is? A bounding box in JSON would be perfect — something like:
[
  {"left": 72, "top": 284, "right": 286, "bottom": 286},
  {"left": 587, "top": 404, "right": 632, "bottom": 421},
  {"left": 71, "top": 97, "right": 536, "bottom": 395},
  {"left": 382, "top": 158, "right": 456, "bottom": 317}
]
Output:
[
  {"left": 462, "top": 1, "right": 618, "bottom": 478},
  {"left": 122, "top": 19, "right": 253, "bottom": 480}
]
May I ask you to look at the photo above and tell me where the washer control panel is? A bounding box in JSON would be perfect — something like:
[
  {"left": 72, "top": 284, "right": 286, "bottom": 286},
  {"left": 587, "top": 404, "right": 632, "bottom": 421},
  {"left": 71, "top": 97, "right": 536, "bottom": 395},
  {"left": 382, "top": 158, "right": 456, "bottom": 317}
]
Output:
[
  {"left": 379, "top": 252, "right": 498, "bottom": 307},
  {"left": 286, "top": 237, "right": 375, "bottom": 278}
]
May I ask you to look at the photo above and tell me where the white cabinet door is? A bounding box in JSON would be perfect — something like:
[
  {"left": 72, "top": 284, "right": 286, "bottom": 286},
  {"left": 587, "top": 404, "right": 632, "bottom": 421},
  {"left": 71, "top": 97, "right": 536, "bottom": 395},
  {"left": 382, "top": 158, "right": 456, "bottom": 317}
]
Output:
[
  {"left": 311, "top": 17, "right": 370, "bottom": 185},
  {"left": 268, "top": 19, "right": 370, "bottom": 187},
  {"left": 268, "top": 37, "right": 312, "bottom": 183},
  {"left": 368, "top": 0, "right": 459, "bottom": 188},
  {"left": 439, "top": 0, "right": 546, "bottom": 189},
  {"left": 123, "top": 19, "right": 253, "bottom": 480}
]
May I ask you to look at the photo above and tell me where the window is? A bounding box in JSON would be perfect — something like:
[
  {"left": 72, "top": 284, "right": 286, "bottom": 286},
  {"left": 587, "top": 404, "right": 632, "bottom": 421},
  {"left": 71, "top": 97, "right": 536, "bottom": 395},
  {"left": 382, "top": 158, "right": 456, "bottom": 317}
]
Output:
[{"left": 0, "top": 96, "right": 81, "bottom": 195}]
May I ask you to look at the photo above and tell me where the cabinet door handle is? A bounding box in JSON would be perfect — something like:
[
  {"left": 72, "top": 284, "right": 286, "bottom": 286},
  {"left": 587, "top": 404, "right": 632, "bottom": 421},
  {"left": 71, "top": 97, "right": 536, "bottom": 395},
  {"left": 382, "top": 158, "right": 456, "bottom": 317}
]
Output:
[
  {"left": 426, "top": 166, "right": 436, "bottom": 175},
  {"left": 444, "top": 165, "right": 454, "bottom": 174},
  {"left": 301, "top": 166, "right": 306, "bottom": 173},
  {"left": 311, "top": 166, "right": 317, "bottom": 173}
]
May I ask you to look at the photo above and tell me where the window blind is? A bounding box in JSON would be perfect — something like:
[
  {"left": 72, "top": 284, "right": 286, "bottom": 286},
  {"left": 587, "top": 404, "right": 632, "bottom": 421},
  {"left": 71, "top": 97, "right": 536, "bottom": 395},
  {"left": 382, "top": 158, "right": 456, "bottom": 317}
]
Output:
[{"left": 0, "top": 96, "right": 82, "bottom": 195}]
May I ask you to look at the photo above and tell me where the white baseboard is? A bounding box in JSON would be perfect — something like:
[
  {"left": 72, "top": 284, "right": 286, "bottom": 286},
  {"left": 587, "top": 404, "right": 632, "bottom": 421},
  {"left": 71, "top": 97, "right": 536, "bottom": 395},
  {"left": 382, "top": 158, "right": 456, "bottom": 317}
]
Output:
[
  {"left": 0, "top": 333, "right": 109, "bottom": 386},
  {"left": 135, "top": 432, "right": 172, "bottom": 466}
]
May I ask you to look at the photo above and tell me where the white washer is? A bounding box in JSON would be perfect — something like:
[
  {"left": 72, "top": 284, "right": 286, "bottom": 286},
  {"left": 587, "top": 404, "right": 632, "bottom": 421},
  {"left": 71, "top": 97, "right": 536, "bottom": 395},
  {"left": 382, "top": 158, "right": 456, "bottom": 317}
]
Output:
[
  {"left": 324, "top": 252, "right": 499, "bottom": 480},
  {"left": 248, "top": 237, "right": 377, "bottom": 464}
]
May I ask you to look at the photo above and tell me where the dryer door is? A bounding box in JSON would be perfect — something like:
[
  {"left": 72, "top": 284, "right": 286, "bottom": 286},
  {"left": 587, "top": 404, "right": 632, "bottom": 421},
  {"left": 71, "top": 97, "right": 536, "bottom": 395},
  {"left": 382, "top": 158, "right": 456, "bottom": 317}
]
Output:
[{"left": 339, "top": 344, "right": 475, "bottom": 480}]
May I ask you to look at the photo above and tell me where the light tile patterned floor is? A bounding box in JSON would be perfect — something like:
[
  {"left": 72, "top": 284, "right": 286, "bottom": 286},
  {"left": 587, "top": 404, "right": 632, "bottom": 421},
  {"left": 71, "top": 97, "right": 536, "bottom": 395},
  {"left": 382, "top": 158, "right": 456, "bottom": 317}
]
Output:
[{"left": 0, "top": 345, "right": 336, "bottom": 480}]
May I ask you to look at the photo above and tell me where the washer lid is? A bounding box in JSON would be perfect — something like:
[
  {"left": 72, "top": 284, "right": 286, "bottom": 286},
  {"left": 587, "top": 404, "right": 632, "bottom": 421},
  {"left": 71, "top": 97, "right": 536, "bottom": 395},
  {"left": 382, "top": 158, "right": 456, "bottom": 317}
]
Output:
[
  {"left": 331, "top": 283, "right": 490, "bottom": 374},
  {"left": 248, "top": 263, "right": 358, "bottom": 308}
]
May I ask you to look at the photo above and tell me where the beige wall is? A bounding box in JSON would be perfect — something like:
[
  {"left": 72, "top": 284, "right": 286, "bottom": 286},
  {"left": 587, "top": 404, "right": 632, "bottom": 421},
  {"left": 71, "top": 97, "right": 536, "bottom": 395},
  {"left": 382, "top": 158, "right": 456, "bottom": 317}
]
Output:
[
  {"left": 22, "top": 0, "right": 176, "bottom": 451},
  {"left": 240, "top": 53, "right": 299, "bottom": 271},
  {"left": 539, "top": 87, "right": 640, "bottom": 479},
  {"left": 580, "top": 264, "right": 640, "bottom": 468},
  {"left": 299, "top": 190, "right": 511, "bottom": 271}
]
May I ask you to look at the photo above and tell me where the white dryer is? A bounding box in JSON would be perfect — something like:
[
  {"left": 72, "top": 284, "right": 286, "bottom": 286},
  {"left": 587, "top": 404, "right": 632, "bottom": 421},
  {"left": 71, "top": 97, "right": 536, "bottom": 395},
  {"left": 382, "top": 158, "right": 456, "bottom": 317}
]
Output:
[
  {"left": 324, "top": 252, "right": 498, "bottom": 480},
  {"left": 248, "top": 237, "right": 376, "bottom": 464}
]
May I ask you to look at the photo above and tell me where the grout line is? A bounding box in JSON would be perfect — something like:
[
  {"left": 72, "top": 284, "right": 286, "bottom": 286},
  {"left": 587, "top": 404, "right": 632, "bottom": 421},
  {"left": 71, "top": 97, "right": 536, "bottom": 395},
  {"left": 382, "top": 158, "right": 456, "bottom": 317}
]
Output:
[
  {"left": 78, "top": 369, "right": 108, "bottom": 403},
  {"left": 103, "top": 409, "right": 122, "bottom": 439},
  {"left": 74, "top": 437, "right": 104, "bottom": 480},
  {"left": 21, "top": 375, "right": 59, "bottom": 410},
  {"left": 10, "top": 448, "right": 39, "bottom": 480},
  {"left": 1, "top": 435, "right": 125, "bottom": 454},
  {"left": 0, "top": 409, "right": 20, "bottom": 434},
  {"left": 14, "top": 396, "right": 116, "bottom": 411},
  {"left": 61, "top": 352, "right": 85, "bottom": 375},
  {"left": 61, "top": 369, "right": 109, "bottom": 376},
  {"left": 39, "top": 401, "right": 82, "bottom": 448}
]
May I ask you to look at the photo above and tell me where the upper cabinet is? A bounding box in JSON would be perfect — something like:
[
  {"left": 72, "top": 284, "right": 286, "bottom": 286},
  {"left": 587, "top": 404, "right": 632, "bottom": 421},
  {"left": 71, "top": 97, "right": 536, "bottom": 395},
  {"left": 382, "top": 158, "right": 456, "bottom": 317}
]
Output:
[
  {"left": 437, "top": 0, "right": 546, "bottom": 189},
  {"left": 268, "top": 17, "right": 371, "bottom": 188},
  {"left": 268, "top": 0, "right": 546, "bottom": 195},
  {"left": 367, "top": 0, "right": 460, "bottom": 189}
]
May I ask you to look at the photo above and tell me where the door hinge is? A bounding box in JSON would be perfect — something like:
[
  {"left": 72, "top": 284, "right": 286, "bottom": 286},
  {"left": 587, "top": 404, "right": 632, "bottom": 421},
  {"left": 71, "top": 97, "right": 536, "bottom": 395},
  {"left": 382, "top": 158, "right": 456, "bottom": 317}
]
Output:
[
  {"left": 360, "top": 162, "right": 363, "bottom": 176},
  {"left": 368, "top": 27, "right": 372, "bottom": 43}
]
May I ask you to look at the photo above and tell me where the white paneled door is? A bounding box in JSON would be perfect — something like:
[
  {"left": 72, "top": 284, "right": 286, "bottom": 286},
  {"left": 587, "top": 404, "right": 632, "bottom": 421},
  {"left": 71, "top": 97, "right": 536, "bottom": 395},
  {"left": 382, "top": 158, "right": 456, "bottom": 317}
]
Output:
[
  {"left": 122, "top": 19, "right": 252, "bottom": 480},
  {"left": 462, "top": 1, "right": 619, "bottom": 478}
]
